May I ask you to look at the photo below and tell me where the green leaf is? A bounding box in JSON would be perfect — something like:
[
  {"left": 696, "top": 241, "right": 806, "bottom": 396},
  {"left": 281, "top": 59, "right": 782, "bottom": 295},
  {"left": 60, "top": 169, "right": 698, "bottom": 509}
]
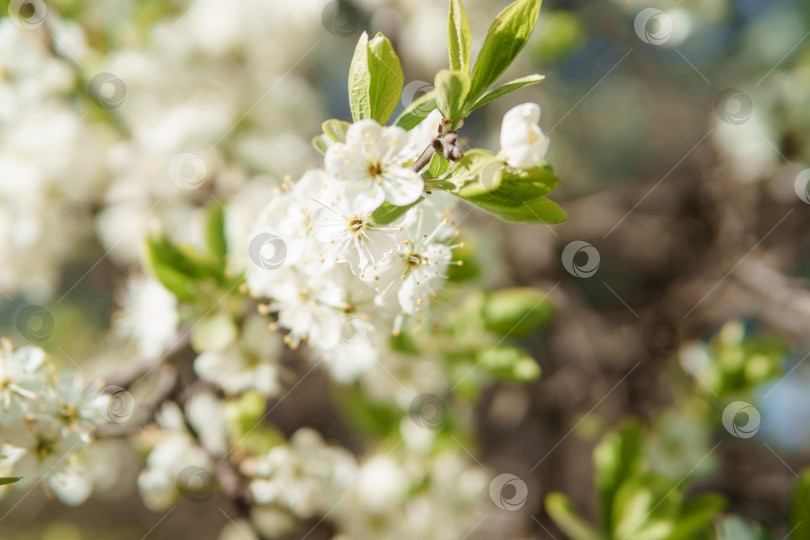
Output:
[
  {"left": 468, "top": 0, "right": 543, "bottom": 103},
  {"left": 348, "top": 32, "right": 372, "bottom": 122},
  {"left": 476, "top": 344, "right": 540, "bottom": 381},
  {"left": 448, "top": 0, "right": 472, "bottom": 73},
  {"left": 0, "top": 477, "right": 21, "bottom": 486},
  {"left": 336, "top": 386, "right": 401, "bottom": 437},
  {"left": 545, "top": 493, "right": 604, "bottom": 540},
  {"left": 445, "top": 149, "right": 498, "bottom": 186},
  {"left": 612, "top": 474, "right": 681, "bottom": 540},
  {"left": 424, "top": 178, "right": 456, "bottom": 191},
  {"left": 424, "top": 152, "right": 451, "bottom": 179},
  {"left": 482, "top": 287, "right": 555, "bottom": 337},
  {"left": 455, "top": 163, "right": 559, "bottom": 202},
  {"left": 470, "top": 195, "right": 566, "bottom": 224},
  {"left": 372, "top": 199, "right": 421, "bottom": 225},
  {"left": 594, "top": 422, "right": 643, "bottom": 532},
  {"left": 393, "top": 91, "right": 437, "bottom": 130},
  {"left": 367, "top": 33, "right": 405, "bottom": 124},
  {"left": 790, "top": 470, "right": 810, "bottom": 539},
  {"left": 322, "top": 119, "right": 351, "bottom": 142},
  {"left": 452, "top": 162, "right": 566, "bottom": 224},
  {"left": 467, "top": 74, "right": 545, "bottom": 114},
  {"left": 205, "top": 204, "right": 228, "bottom": 268},
  {"left": 312, "top": 133, "right": 331, "bottom": 155},
  {"left": 145, "top": 234, "right": 223, "bottom": 301},
  {"left": 670, "top": 494, "right": 725, "bottom": 539},
  {"left": 435, "top": 69, "right": 470, "bottom": 122}
]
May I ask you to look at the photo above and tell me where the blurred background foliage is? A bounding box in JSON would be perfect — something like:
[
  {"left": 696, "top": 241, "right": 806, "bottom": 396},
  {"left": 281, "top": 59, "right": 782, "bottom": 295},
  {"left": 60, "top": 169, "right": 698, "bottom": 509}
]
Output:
[{"left": 2, "top": 0, "right": 810, "bottom": 538}]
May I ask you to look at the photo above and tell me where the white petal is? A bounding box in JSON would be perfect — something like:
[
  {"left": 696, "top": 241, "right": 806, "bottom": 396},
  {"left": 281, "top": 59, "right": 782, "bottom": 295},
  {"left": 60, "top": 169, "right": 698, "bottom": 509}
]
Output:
[{"left": 380, "top": 167, "right": 424, "bottom": 206}]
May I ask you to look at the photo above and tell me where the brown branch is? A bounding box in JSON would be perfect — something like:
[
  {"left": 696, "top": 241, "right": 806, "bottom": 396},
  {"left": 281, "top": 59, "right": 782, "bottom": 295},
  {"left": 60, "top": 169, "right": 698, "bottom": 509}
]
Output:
[{"left": 411, "top": 132, "right": 464, "bottom": 174}]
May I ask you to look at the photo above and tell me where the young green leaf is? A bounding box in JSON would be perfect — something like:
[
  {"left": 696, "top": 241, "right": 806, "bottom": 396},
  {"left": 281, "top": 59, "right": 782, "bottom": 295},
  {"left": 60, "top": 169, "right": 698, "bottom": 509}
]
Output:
[
  {"left": 451, "top": 160, "right": 566, "bottom": 224},
  {"left": 448, "top": 0, "right": 472, "bottom": 73},
  {"left": 670, "top": 494, "right": 726, "bottom": 539},
  {"left": 545, "top": 493, "right": 603, "bottom": 540},
  {"left": 467, "top": 74, "right": 545, "bottom": 114},
  {"left": 348, "top": 32, "right": 372, "bottom": 122},
  {"left": 322, "top": 119, "right": 351, "bottom": 142},
  {"left": 367, "top": 33, "right": 405, "bottom": 124},
  {"left": 0, "top": 477, "right": 22, "bottom": 486},
  {"left": 476, "top": 345, "right": 540, "bottom": 381},
  {"left": 482, "top": 287, "right": 555, "bottom": 337},
  {"left": 435, "top": 69, "right": 470, "bottom": 122},
  {"left": 372, "top": 199, "right": 422, "bottom": 225},
  {"left": 424, "top": 152, "right": 451, "bottom": 179},
  {"left": 455, "top": 163, "right": 559, "bottom": 201},
  {"left": 145, "top": 236, "right": 196, "bottom": 301},
  {"left": 424, "top": 178, "right": 456, "bottom": 191},
  {"left": 444, "top": 149, "right": 498, "bottom": 185},
  {"left": 205, "top": 203, "right": 228, "bottom": 268},
  {"left": 594, "top": 422, "right": 642, "bottom": 533},
  {"left": 394, "top": 91, "right": 437, "bottom": 130},
  {"left": 468, "top": 0, "right": 543, "bottom": 103},
  {"left": 312, "top": 133, "right": 332, "bottom": 154},
  {"left": 466, "top": 194, "right": 566, "bottom": 224}
]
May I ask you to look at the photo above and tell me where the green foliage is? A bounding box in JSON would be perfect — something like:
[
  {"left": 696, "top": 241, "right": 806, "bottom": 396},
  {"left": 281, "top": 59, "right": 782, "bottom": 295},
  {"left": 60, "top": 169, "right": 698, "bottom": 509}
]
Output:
[
  {"left": 145, "top": 213, "right": 241, "bottom": 304},
  {"left": 475, "top": 344, "right": 540, "bottom": 381},
  {"left": 790, "top": 470, "right": 810, "bottom": 539},
  {"left": 224, "top": 391, "right": 285, "bottom": 456},
  {"left": 424, "top": 152, "right": 451, "bottom": 179},
  {"left": 467, "top": 0, "right": 542, "bottom": 105},
  {"left": 684, "top": 322, "right": 786, "bottom": 396},
  {"left": 371, "top": 199, "right": 422, "bottom": 225},
  {"left": 322, "top": 119, "right": 351, "bottom": 142},
  {"left": 482, "top": 287, "right": 555, "bottom": 337},
  {"left": 435, "top": 69, "right": 470, "bottom": 124},
  {"left": 442, "top": 153, "right": 566, "bottom": 224},
  {"left": 468, "top": 74, "right": 545, "bottom": 113},
  {"left": 595, "top": 422, "right": 643, "bottom": 532},
  {"left": 0, "top": 477, "right": 21, "bottom": 486},
  {"left": 312, "top": 133, "right": 332, "bottom": 154},
  {"left": 205, "top": 203, "right": 228, "bottom": 270},
  {"left": 393, "top": 91, "right": 437, "bottom": 129},
  {"left": 336, "top": 386, "right": 402, "bottom": 438},
  {"left": 547, "top": 422, "right": 725, "bottom": 540},
  {"left": 447, "top": 0, "right": 472, "bottom": 74},
  {"left": 348, "top": 32, "right": 404, "bottom": 124}
]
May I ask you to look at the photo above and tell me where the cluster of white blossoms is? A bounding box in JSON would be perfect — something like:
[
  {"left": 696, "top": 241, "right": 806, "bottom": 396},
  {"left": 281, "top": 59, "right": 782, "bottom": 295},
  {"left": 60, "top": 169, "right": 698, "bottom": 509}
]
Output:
[
  {"left": 236, "top": 428, "right": 488, "bottom": 540},
  {"left": 0, "top": 340, "right": 125, "bottom": 505},
  {"left": 246, "top": 114, "right": 463, "bottom": 382}
]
